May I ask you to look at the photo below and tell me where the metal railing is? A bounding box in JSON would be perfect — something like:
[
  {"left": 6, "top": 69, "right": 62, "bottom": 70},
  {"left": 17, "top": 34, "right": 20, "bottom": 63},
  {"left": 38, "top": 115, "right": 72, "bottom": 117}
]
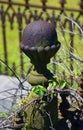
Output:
[{"left": 0, "top": 0, "right": 83, "bottom": 79}]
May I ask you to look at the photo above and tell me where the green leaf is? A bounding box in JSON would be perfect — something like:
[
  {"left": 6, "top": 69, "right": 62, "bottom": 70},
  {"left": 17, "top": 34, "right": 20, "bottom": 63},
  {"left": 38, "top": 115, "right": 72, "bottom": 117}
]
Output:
[
  {"left": 25, "top": 123, "right": 31, "bottom": 129},
  {"left": 32, "top": 85, "right": 46, "bottom": 98},
  {"left": 73, "top": 69, "right": 80, "bottom": 76},
  {"left": 59, "top": 80, "right": 67, "bottom": 88},
  {"left": 0, "top": 112, "right": 8, "bottom": 118},
  {"left": 48, "top": 79, "right": 57, "bottom": 88}
]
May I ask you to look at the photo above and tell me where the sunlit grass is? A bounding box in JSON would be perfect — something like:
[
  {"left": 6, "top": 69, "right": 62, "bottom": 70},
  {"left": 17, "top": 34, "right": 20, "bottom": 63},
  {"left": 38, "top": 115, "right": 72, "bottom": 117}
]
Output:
[{"left": 0, "top": 0, "right": 83, "bottom": 76}]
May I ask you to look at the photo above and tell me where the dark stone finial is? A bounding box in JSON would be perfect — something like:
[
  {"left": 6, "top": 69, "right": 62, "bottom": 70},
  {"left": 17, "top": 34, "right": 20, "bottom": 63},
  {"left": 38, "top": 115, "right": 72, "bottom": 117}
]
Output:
[{"left": 21, "top": 21, "right": 60, "bottom": 85}]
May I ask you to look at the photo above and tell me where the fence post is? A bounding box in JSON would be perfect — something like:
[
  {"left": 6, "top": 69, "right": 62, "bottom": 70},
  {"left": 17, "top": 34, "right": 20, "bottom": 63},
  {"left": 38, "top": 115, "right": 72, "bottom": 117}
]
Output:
[
  {"left": 1, "top": 6, "right": 8, "bottom": 74},
  {"left": 79, "top": 0, "right": 83, "bottom": 9},
  {"left": 41, "top": 0, "right": 47, "bottom": 11},
  {"left": 17, "top": 7, "right": 24, "bottom": 78}
]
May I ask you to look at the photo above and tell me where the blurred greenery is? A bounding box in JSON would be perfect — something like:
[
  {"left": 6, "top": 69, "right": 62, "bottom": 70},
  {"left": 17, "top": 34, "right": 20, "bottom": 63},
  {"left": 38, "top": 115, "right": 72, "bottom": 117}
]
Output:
[{"left": 0, "top": 0, "right": 83, "bottom": 76}]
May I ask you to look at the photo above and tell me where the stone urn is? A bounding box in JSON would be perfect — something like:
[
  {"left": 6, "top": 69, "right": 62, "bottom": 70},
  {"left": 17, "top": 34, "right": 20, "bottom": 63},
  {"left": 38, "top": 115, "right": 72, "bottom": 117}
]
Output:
[
  {"left": 20, "top": 21, "right": 61, "bottom": 129},
  {"left": 21, "top": 20, "right": 60, "bottom": 86}
]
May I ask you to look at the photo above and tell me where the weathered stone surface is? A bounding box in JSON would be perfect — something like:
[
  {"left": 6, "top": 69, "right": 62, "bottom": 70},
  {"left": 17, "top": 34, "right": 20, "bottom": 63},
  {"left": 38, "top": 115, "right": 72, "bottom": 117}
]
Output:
[
  {"left": 0, "top": 75, "right": 32, "bottom": 113},
  {"left": 21, "top": 21, "right": 60, "bottom": 85},
  {"left": 21, "top": 21, "right": 58, "bottom": 48}
]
